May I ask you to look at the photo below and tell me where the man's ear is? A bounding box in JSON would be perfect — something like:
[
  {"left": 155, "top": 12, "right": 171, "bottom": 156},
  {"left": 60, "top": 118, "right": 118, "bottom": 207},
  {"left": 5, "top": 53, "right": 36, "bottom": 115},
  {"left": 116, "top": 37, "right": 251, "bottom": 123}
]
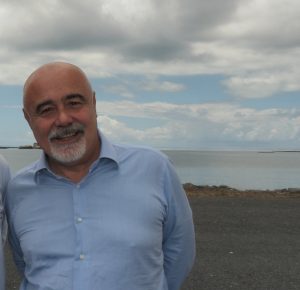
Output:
[
  {"left": 93, "top": 91, "right": 96, "bottom": 105},
  {"left": 93, "top": 92, "right": 98, "bottom": 116},
  {"left": 23, "top": 108, "right": 32, "bottom": 128}
]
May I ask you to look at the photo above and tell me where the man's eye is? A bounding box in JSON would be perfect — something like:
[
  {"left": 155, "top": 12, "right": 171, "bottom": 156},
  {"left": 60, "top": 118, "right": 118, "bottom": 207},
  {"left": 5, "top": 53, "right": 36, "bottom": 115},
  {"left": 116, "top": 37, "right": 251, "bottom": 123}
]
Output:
[
  {"left": 38, "top": 106, "right": 55, "bottom": 116},
  {"left": 68, "top": 101, "right": 83, "bottom": 107}
]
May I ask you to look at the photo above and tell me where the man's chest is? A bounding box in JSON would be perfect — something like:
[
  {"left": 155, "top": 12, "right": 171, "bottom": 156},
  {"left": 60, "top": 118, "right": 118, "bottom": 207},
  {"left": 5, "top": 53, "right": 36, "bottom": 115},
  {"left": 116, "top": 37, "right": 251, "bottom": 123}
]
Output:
[{"left": 13, "top": 181, "right": 166, "bottom": 264}]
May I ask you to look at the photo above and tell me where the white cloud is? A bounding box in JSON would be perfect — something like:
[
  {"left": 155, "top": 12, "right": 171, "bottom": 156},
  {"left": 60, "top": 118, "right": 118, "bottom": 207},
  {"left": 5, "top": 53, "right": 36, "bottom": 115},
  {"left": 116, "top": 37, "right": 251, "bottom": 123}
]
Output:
[
  {"left": 96, "top": 100, "right": 300, "bottom": 149},
  {"left": 98, "top": 115, "right": 145, "bottom": 141},
  {"left": 224, "top": 75, "right": 284, "bottom": 99},
  {"left": 98, "top": 115, "right": 186, "bottom": 146},
  {"left": 103, "top": 84, "right": 136, "bottom": 99},
  {"left": 101, "top": 77, "right": 185, "bottom": 100},
  {"left": 141, "top": 80, "right": 185, "bottom": 92},
  {"left": 224, "top": 68, "right": 300, "bottom": 99}
]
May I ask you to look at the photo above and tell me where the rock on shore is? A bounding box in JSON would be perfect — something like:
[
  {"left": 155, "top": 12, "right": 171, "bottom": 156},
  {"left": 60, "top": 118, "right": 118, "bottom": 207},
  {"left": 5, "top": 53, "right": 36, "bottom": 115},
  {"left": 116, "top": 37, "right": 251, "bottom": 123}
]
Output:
[{"left": 183, "top": 183, "right": 300, "bottom": 198}]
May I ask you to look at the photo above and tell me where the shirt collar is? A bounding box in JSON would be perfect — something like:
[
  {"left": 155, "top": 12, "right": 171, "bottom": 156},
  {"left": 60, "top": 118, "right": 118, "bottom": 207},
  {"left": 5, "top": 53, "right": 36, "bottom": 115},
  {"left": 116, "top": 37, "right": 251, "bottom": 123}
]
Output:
[
  {"left": 34, "top": 130, "right": 119, "bottom": 177},
  {"left": 98, "top": 131, "right": 119, "bottom": 165}
]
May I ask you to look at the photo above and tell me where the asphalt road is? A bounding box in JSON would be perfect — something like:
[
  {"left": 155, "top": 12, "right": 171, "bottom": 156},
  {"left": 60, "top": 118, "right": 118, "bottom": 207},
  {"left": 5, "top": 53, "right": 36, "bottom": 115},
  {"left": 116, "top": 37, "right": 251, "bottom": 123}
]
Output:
[{"left": 5, "top": 196, "right": 300, "bottom": 290}]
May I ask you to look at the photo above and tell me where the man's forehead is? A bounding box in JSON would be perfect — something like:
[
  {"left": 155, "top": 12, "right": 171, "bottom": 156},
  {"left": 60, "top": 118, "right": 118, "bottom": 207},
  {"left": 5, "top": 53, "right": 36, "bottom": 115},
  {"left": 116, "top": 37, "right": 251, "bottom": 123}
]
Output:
[
  {"left": 28, "top": 67, "right": 82, "bottom": 87},
  {"left": 24, "top": 63, "right": 88, "bottom": 91},
  {"left": 25, "top": 72, "right": 89, "bottom": 96}
]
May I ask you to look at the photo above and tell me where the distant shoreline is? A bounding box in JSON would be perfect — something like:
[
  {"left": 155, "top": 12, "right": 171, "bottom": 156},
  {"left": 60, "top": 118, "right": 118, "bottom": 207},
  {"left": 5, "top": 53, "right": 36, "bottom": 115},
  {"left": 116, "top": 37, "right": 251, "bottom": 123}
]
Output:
[
  {"left": 258, "top": 150, "right": 300, "bottom": 153},
  {"left": 183, "top": 183, "right": 300, "bottom": 198},
  {"left": 1, "top": 147, "right": 300, "bottom": 152}
]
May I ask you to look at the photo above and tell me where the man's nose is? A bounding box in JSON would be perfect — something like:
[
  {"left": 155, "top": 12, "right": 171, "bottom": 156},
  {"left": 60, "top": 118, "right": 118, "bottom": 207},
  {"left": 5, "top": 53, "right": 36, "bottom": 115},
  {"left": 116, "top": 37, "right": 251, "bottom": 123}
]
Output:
[{"left": 54, "top": 108, "right": 73, "bottom": 126}]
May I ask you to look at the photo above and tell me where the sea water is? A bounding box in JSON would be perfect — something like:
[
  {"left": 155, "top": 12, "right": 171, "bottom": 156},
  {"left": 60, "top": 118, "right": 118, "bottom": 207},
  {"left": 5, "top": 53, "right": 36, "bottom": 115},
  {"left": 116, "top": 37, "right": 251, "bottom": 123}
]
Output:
[
  {"left": 163, "top": 150, "right": 300, "bottom": 190},
  {"left": 1, "top": 148, "right": 300, "bottom": 190}
]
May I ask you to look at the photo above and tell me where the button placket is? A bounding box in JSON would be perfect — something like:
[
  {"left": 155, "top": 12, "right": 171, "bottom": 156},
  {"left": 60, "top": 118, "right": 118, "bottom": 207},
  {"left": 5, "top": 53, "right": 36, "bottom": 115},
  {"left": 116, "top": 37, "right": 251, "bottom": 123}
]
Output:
[{"left": 73, "top": 183, "right": 86, "bottom": 263}]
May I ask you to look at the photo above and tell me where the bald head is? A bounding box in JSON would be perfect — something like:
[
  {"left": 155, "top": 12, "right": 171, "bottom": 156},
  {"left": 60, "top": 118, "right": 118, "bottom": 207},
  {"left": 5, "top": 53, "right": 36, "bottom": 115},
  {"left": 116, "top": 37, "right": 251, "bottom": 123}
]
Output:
[{"left": 23, "top": 62, "right": 93, "bottom": 109}]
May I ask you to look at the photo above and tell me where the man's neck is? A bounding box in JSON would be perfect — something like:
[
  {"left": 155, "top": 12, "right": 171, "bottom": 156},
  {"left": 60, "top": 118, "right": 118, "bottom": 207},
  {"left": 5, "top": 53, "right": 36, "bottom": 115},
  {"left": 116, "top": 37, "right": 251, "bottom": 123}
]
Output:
[{"left": 49, "top": 162, "right": 94, "bottom": 183}]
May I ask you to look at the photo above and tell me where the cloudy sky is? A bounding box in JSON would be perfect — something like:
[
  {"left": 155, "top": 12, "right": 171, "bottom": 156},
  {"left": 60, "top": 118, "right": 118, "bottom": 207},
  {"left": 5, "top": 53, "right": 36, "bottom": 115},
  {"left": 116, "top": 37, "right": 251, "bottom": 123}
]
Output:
[{"left": 0, "top": 0, "right": 300, "bottom": 150}]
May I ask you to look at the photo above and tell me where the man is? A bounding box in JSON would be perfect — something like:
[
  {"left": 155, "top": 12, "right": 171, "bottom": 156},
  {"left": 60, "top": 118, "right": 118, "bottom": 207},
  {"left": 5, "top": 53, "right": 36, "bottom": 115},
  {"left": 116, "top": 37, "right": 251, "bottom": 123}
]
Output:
[
  {"left": 0, "top": 155, "right": 11, "bottom": 290},
  {"left": 6, "top": 62, "right": 195, "bottom": 290}
]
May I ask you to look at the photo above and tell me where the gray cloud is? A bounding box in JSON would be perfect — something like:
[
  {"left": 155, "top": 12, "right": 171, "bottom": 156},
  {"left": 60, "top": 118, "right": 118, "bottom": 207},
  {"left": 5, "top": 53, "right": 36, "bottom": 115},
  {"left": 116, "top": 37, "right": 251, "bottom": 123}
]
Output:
[
  {"left": 0, "top": 0, "right": 242, "bottom": 53},
  {"left": 0, "top": 0, "right": 300, "bottom": 98},
  {"left": 1, "top": 2, "right": 126, "bottom": 51}
]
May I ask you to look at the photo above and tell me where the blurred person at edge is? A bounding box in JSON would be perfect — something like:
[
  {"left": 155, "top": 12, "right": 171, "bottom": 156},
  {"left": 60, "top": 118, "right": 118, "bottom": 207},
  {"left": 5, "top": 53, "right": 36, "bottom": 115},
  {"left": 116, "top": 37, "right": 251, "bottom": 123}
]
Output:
[
  {"left": 6, "top": 62, "right": 195, "bottom": 290},
  {"left": 0, "top": 155, "right": 11, "bottom": 290}
]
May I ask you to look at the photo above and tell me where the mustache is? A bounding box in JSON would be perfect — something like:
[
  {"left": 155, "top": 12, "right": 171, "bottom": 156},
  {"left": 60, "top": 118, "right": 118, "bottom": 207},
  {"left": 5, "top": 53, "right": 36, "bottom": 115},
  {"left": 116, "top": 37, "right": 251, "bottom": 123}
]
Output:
[{"left": 48, "top": 123, "right": 85, "bottom": 140}]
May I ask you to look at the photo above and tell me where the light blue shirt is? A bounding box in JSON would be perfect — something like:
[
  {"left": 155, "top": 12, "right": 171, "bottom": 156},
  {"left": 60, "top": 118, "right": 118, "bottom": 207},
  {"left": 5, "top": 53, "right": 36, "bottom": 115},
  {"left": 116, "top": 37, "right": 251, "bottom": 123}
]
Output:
[
  {"left": 0, "top": 155, "right": 11, "bottom": 290},
  {"left": 6, "top": 133, "right": 195, "bottom": 290}
]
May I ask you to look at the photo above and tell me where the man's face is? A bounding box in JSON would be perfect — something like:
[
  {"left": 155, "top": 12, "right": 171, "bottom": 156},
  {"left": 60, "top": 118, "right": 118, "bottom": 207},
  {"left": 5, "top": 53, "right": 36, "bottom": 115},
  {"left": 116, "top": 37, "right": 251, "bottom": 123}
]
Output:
[{"left": 23, "top": 64, "right": 99, "bottom": 166}]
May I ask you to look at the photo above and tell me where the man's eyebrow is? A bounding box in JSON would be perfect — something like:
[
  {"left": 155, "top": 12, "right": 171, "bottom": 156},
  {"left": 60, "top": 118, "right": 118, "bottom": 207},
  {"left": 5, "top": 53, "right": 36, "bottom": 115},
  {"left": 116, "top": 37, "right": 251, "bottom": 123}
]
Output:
[
  {"left": 64, "top": 93, "right": 86, "bottom": 102},
  {"left": 35, "top": 100, "right": 54, "bottom": 114},
  {"left": 34, "top": 94, "right": 86, "bottom": 114}
]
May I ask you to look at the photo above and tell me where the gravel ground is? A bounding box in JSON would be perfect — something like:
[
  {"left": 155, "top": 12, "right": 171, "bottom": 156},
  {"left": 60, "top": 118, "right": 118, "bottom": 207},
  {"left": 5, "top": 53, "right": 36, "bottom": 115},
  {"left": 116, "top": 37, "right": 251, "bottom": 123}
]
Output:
[
  {"left": 5, "top": 195, "right": 300, "bottom": 290},
  {"left": 183, "top": 195, "right": 300, "bottom": 290}
]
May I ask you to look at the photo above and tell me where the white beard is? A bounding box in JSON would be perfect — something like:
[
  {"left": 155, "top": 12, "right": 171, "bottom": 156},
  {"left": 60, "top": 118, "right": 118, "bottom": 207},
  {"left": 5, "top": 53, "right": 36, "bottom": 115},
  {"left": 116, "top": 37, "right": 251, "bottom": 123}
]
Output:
[{"left": 49, "top": 136, "right": 86, "bottom": 164}]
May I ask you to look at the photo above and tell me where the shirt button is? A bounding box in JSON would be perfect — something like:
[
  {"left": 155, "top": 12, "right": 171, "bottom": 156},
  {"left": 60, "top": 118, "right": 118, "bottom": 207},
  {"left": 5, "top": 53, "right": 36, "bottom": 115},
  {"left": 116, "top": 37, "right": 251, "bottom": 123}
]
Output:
[
  {"left": 77, "top": 217, "right": 83, "bottom": 223},
  {"left": 79, "top": 254, "right": 85, "bottom": 260}
]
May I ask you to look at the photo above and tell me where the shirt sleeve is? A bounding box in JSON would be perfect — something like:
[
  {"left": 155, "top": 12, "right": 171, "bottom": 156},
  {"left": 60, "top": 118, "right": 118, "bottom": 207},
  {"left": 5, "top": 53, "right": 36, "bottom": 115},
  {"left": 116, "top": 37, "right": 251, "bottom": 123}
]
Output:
[
  {"left": 0, "top": 239, "right": 4, "bottom": 290},
  {"left": 162, "top": 159, "right": 196, "bottom": 290},
  {"left": 5, "top": 183, "right": 26, "bottom": 274},
  {"left": 0, "top": 155, "right": 11, "bottom": 244}
]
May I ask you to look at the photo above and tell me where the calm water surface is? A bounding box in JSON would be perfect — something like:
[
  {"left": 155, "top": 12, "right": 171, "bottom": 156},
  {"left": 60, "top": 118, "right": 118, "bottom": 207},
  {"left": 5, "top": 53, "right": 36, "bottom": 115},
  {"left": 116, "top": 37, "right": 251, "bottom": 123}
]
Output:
[
  {"left": 163, "top": 150, "right": 300, "bottom": 190},
  {"left": 1, "top": 149, "right": 300, "bottom": 190}
]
